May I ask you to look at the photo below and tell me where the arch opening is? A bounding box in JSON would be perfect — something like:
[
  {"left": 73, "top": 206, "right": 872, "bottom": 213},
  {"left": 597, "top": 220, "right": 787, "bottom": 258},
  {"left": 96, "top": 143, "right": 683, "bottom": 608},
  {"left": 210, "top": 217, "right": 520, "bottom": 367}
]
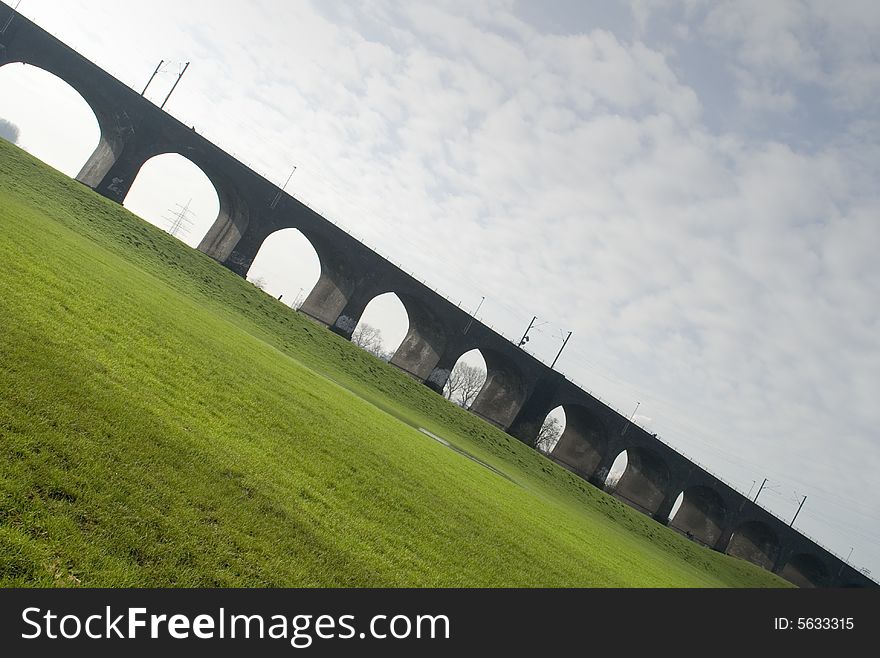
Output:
[
  {"left": 605, "top": 447, "right": 670, "bottom": 516},
  {"left": 123, "top": 153, "right": 220, "bottom": 248},
  {"left": 443, "top": 349, "right": 487, "bottom": 409},
  {"left": 726, "top": 520, "right": 780, "bottom": 571},
  {"left": 351, "top": 292, "right": 409, "bottom": 361},
  {"left": 668, "top": 485, "right": 728, "bottom": 546},
  {"left": 605, "top": 451, "right": 628, "bottom": 489},
  {"left": 0, "top": 63, "right": 99, "bottom": 176},
  {"left": 246, "top": 228, "right": 321, "bottom": 307},
  {"left": 781, "top": 553, "right": 829, "bottom": 588},
  {"left": 535, "top": 406, "right": 567, "bottom": 454}
]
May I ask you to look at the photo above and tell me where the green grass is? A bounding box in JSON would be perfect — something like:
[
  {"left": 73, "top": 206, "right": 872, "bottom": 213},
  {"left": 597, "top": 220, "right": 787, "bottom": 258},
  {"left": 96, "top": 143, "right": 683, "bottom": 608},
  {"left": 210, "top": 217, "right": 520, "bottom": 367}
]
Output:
[{"left": 0, "top": 139, "right": 789, "bottom": 587}]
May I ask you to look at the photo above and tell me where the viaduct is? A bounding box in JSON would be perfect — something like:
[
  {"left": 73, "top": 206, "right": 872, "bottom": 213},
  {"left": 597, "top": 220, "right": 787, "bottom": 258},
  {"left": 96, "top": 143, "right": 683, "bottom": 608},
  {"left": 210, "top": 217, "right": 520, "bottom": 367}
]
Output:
[{"left": 1, "top": 3, "right": 873, "bottom": 588}]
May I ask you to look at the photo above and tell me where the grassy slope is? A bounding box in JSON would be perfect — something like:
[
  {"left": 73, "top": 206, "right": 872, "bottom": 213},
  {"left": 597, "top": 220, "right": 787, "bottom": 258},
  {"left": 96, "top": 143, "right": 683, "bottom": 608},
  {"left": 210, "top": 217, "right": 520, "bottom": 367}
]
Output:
[{"left": 0, "top": 139, "right": 789, "bottom": 587}]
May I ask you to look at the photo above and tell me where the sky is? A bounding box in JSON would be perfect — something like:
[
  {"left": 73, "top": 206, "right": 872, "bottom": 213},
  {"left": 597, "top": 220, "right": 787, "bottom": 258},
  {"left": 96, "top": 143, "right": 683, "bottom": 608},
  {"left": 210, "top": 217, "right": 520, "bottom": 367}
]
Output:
[{"left": 1, "top": 0, "right": 878, "bottom": 579}]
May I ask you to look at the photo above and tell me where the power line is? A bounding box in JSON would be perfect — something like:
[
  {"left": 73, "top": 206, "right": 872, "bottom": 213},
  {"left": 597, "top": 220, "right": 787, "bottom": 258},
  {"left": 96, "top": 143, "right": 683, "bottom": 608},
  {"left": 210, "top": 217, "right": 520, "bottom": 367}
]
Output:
[{"left": 163, "top": 198, "right": 195, "bottom": 238}]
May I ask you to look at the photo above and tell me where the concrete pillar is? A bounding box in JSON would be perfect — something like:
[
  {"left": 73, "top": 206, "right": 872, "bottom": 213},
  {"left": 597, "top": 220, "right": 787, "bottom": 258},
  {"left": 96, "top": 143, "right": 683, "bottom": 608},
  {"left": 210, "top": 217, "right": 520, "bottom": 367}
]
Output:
[
  {"left": 421, "top": 337, "right": 475, "bottom": 394},
  {"left": 653, "top": 490, "right": 679, "bottom": 524},
  {"left": 507, "top": 376, "right": 562, "bottom": 447},
  {"left": 79, "top": 139, "right": 153, "bottom": 204},
  {"left": 297, "top": 263, "right": 358, "bottom": 328},
  {"left": 388, "top": 299, "right": 448, "bottom": 382},
  {"left": 469, "top": 355, "right": 529, "bottom": 431},
  {"left": 772, "top": 546, "right": 792, "bottom": 575},
  {"left": 424, "top": 361, "right": 453, "bottom": 393},
  {"left": 713, "top": 524, "right": 735, "bottom": 553},
  {"left": 76, "top": 128, "right": 129, "bottom": 189},
  {"left": 328, "top": 282, "right": 382, "bottom": 340},
  {"left": 588, "top": 450, "right": 619, "bottom": 489},
  {"left": 199, "top": 207, "right": 259, "bottom": 276}
]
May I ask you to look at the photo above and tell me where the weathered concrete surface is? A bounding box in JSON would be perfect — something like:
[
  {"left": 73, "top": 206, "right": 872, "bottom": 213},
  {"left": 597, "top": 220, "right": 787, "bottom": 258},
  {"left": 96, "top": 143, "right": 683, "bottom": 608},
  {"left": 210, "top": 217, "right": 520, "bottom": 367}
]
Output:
[
  {"left": 2, "top": 2, "right": 873, "bottom": 587},
  {"left": 725, "top": 520, "right": 780, "bottom": 571},
  {"left": 669, "top": 485, "right": 728, "bottom": 546}
]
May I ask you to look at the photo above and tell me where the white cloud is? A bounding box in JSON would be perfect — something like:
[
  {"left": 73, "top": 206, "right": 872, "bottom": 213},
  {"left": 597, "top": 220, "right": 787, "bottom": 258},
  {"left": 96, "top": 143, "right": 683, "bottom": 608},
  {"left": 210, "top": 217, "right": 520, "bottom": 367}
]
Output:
[{"left": 702, "top": 0, "right": 880, "bottom": 113}]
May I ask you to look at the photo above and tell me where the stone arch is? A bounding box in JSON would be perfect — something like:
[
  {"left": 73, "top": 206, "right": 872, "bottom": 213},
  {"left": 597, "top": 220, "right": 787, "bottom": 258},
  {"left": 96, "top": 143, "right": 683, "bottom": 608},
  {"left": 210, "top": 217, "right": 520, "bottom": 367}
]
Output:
[
  {"left": 244, "top": 227, "right": 321, "bottom": 304},
  {"left": 534, "top": 406, "right": 567, "bottom": 454},
  {"left": 726, "top": 520, "right": 780, "bottom": 571},
  {"left": 176, "top": 149, "right": 251, "bottom": 270},
  {"left": 122, "top": 153, "right": 220, "bottom": 247},
  {"left": 0, "top": 22, "right": 139, "bottom": 189},
  {"left": 0, "top": 62, "right": 100, "bottom": 176},
  {"left": 350, "top": 292, "right": 409, "bottom": 359},
  {"left": 442, "top": 349, "right": 488, "bottom": 409},
  {"left": 549, "top": 404, "right": 608, "bottom": 479},
  {"left": 668, "top": 485, "right": 728, "bottom": 546},
  {"left": 607, "top": 447, "right": 670, "bottom": 516},
  {"left": 780, "top": 553, "right": 830, "bottom": 588}
]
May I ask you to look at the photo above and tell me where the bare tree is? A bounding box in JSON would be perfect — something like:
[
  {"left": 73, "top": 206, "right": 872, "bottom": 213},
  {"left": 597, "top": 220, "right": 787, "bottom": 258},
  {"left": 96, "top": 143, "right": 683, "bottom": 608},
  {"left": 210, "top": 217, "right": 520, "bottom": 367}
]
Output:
[
  {"left": 535, "top": 415, "right": 563, "bottom": 453},
  {"left": 444, "top": 362, "right": 486, "bottom": 409},
  {"left": 459, "top": 364, "right": 486, "bottom": 408},
  {"left": 0, "top": 118, "right": 20, "bottom": 144},
  {"left": 351, "top": 322, "right": 386, "bottom": 358},
  {"left": 248, "top": 275, "right": 268, "bottom": 291},
  {"left": 443, "top": 368, "right": 462, "bottom": 402}
]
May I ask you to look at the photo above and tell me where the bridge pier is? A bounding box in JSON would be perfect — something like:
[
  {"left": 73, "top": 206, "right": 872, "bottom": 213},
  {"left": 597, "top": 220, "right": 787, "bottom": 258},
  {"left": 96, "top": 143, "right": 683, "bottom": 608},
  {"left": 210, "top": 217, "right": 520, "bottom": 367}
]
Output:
[
  {"left": 587, "top": 450, "right": 618, "bottom": 489},
  {"left": 76, "top": 121, "right": 132, "bottom": 190},
  {"left": 423, "top": 347, "right": 463, "bottom": 394},
  {"left": 78, "top": 136, "right": 155, "bottom": 204},
  {"left": 327, "top": 281, "right": 385, "bottom": 339},
  {"left": 203, "top": 218, "right": 265, "bottom": 277},
  {"left": 295, "top": 260, "right": 357, "bottom": 328},
  {"left": 469, "top": 350, "right": 530, "bottom": 431},
  {"left": 712, "top": 525, "right": 735, "bottom": 553},
  {"left": 389, "top": 296, "right": 448, "bottom": 382},
  {"left": 508, "top": 376, "right": 564, "bottom": 447},
  {"left": 652, "top": 489, "right": 679, "bottom": 524}
]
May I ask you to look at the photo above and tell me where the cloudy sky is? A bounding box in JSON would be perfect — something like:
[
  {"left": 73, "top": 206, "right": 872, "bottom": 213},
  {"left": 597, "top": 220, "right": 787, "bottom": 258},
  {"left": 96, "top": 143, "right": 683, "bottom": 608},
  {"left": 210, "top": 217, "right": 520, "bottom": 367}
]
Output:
[{"left": 1, "top": 0, "right": 878, "bottom": 578}]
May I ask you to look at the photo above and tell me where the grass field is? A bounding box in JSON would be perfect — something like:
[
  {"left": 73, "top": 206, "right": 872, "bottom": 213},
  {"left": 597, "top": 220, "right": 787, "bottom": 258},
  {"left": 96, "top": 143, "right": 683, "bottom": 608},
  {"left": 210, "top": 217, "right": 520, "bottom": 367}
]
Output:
[{"left": 0, "top": 139, "right": 789, "bottom": 587}]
